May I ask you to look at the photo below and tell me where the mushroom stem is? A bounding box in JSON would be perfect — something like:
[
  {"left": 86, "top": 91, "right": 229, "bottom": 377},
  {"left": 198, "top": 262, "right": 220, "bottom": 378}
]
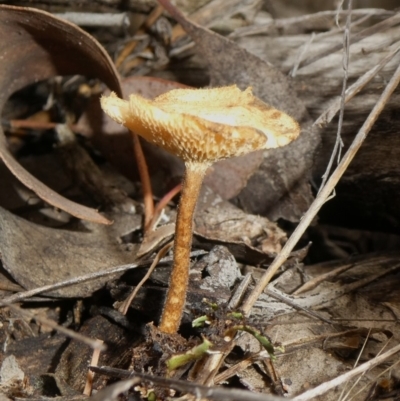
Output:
[{"left": 159, "top": 161, "right": 210, "bottom": 333}]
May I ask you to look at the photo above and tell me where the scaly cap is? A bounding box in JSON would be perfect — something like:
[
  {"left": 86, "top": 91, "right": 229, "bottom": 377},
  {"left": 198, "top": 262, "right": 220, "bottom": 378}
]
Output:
[{"left": 101, "top": 85, "right": 300, "bottom": 163}]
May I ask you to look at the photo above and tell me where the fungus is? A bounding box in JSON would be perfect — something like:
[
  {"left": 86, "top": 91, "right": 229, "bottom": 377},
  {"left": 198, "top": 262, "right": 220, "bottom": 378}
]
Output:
[{"left": 101, "top": 85, "right": 300, "bottom": 334}]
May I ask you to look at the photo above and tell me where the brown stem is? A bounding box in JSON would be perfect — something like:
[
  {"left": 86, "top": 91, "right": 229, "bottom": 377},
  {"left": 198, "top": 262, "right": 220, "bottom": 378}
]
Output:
[
  {"left": 159, "top": 161, "right": 209, "bottom": 333},
  {"left": 147, "top": 183, "right": 182, "bottom": 232},
  {"left": 132, "top": 133, "right": 154, "bottom": 232}
]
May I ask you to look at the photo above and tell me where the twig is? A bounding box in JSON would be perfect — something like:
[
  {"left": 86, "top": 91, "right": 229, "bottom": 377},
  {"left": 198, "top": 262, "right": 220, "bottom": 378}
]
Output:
[
  {"left": 315, "top": 43, "right": 400, "bottom": 127},
  {"left": 214, "top": 352, "right": 264, "bottom": 384},
  {"left": 54, "top": 12, "right": 130, "bottom": 29},
  {"left": 197, "top": 343, "right": 235, "bottom": 386},
  {"left": 143, "top": 5, "right": 165, "bottom": 29},
  {"left": 0, "top": 259, "right": 156, "bottom": 306},
  {"left": 84, "top": 339, "right": 104, "bottom": 396},
  {"left": 228, "top": 273, "right": 253, "bottom": 310},
  {"left": 318, "top": 0, "right": 352, "bottom": 192},
  {"left": 338, "top": 328, "right": 371, "bottom": 401},
  {"left": 293, "top": 263, "right": 354, "bottom": 295},
  {"left": 89, "top": 378, "right": 141, "bottom": 401},
  {"left": 146, "top": 183, "right": 182, "bottom": 232},
  {"left": 5, "top": 304, "right": 105, "bottom": 351},
  {"left": 7, "top": 119, "right": 80, "bottom": 132},
  {"left": 119, "top": 241, "right": 173, "bottom": 315},
  {"left": 264, "top": 289, "right": 334, "bottom": 324},
  {"left": 0, "top": 251, "right": 205, "bottom": 306},
  {"left": 292, "top": 342, "right": 400, "bottom": 401},
  {"left": 346, "top": 355, "right": 400, "bottom": 401},
  {"left": 115, "top": 5, "right": 163, "bottom": 69},
  {"left": 252, "top": 260, "right": 400, "bottom": 320},
  {"left": 229, "top": 9, "right": 394, "bottom": 38},
  {"left": 290, "top": 32, "right": 315, "bottom": 78},
  {"left": 293, "top": 254, "right": 393, "bottom": 295},
  {"left": 132, "top": 133, "right": 154, "bottom": 233},
  {"left": 241, "top": 60, "right": 400, "bottom": 316},
  {"left": 296, "top": 12, "right": 400, "bottom": 71},
  {"left": 282, "top": 328, "right": 373, "bottom": 351},
  {"left": 313, "top": 263, "right": 400, "bottom": 310},
  {"left": 90, "top": 365, "right": 286, "bottom": 401},
  {"left": 0, "top": 281, "right": 24, "bottom": 293},
  {"left": 290, "top": 12, "right": 374, "bottom": 78}
]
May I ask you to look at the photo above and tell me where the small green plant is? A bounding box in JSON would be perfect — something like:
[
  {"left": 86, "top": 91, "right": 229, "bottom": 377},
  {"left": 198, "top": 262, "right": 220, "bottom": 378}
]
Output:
[{"left": 166, "top": 337, "right": 212, "bottom": 371}]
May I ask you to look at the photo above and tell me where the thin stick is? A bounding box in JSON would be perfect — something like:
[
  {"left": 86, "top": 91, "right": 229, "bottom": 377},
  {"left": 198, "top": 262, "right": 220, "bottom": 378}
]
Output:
[
  {"left": 132, "top": 133, "right": 154, "bottom": 233},
  {"left": 265, "top": 289, "right": 333, "bottom": 324},
  {"left": 119, "top": 241, "right": 173, "bottom": 315},
  {"left": 159, "top": 161, "right": 209, "bottom": 333},
  {"left": 338, "top": 328, "right": 371, "bottom": 401},
  {"left": 293, "top": 263, "right": 354, "bottom": 295},
  {"left": 229, "top": 9, "right": 393, "bottom": 39},
  {"left": 90, "top": 365, "right": 286, "bottom": 401},
  {"left": 294, "top": 254, "right": 393, "bottom": 295},
  {"left": 346, "top": 353, "right": 400, "bottom": 401},
  {"left": 290, "top": 12, "right": 372, "bottom": 79},
  {"left": 292, "top": 342, "right": 400, "bottom": 401},
  {"left": 54, "top": 12, "right": 130, "bottom": 29},
  {"left": 214, "top": 353, "right": 259, "bottom": 384},
  {"left": 0, "top": 259, "right": 155, "bottom": 305},
  {"left": 146, "top": 183, "right": 182, "bottom": 232},
  {"left": 315, "top": 44, "right": 400, "bottom": 127},
  {"left": 83, "top": 339, "right": 104, "bottom": 396},
  {"left": 319, "top": 0, "right": 352, "bottom": 191},
  {"left": 6, "top": 304, "right": 105, "bottom": 351},
  {"left": 0, "top": 251, "right": 204, "bottom": 306},
  {"left": 88, "top": 378, "right": 141, "bottom": 401},
  {"left": 241, "top": 61, "right": 400, "bottom": 316},
  {"left": 296, "top": 12, "right": 400, "bottom": 71}
]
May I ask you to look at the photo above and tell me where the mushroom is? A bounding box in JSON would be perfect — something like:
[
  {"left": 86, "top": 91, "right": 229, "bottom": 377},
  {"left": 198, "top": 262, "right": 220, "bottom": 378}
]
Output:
[{"left": 101, "top": 85, "right": 300, "bottom": 334}]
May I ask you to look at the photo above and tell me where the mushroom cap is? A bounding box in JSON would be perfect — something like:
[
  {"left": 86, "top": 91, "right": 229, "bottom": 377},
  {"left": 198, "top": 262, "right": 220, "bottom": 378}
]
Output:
[{"left": 101, "top": 85, "right": 300, "bottom": 163}]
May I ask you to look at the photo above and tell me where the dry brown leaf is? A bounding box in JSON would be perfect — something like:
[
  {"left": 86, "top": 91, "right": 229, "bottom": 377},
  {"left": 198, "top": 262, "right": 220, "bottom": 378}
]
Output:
[
  {"left": 203, "top": 151, "right": 264, "bottom": 200},
  {"left": 55, "top": 315, "right": 133, "bottom": 392},
  {"left": 0, "top": 5, "right": 123, "bottom": 224},
  {"left": 0, "top": 205, "right": 136, "bottom": 298},
  {"left": 195, "top": 203, "right": 286, "bottom": 254}
]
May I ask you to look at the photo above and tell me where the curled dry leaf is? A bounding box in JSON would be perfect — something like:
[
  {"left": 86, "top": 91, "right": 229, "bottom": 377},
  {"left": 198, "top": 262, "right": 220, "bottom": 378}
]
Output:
[
  {"left": 195, "top": 198, "right": 287, "bottom": 255},
  {"left": 0, "top": 5, "right": 123, "bottom": 224}
]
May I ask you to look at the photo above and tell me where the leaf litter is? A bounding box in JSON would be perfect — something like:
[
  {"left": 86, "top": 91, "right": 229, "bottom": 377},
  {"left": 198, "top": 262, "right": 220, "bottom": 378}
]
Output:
[
  {"left": 1, "top": 1, "right": 400, "bottom": 401},
  {"left": 0, "top": 5, "right": 123, "bottom": 224},
  {"left": 0, "top": 205, "right": 138, "bottom": 298}
]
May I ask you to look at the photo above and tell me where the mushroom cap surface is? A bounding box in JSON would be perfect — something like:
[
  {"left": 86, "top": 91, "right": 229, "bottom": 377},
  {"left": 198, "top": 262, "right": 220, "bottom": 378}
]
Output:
[{"left": 101, "top": 85, "right": 300, "bottom": 163}]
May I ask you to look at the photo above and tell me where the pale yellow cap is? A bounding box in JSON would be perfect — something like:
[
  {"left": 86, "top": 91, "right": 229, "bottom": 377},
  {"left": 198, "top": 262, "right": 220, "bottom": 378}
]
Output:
[{"left": 101, "top": 85, "right": 300, "bottom": 163}]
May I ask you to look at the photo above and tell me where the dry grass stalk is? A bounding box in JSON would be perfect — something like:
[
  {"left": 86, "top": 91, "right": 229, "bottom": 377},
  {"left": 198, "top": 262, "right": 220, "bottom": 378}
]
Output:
[{"left": 241, "top": 28, "right": 400, "bottom": 317}]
